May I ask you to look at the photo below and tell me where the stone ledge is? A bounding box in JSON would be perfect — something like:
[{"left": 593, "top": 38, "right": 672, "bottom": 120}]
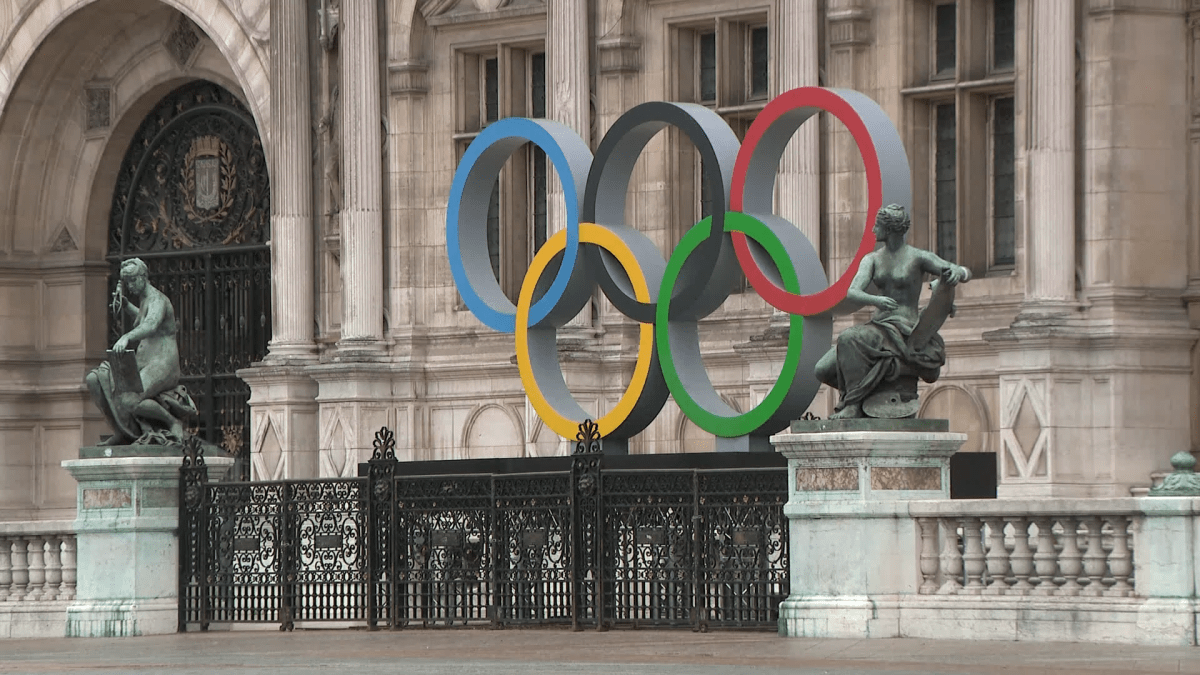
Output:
[
  {"left": 0, "top": 600, "right": 71, "bottom": 639},
  {"left": 779, "top": 595, "right": 1197, "bottom": 645}
]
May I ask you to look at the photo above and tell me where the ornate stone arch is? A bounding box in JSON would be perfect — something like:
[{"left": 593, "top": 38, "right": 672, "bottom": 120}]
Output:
[
  {"left": 918, "top": 384, "right": 992, "bottom": 454},
  {"left": 461, "top": 402, "right": 525, "bottom": 458}
]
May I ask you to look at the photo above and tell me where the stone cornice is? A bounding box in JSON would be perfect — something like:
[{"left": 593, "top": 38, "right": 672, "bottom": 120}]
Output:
[{"left": 424, "top": 3, "right": 545, "bottom": 28}]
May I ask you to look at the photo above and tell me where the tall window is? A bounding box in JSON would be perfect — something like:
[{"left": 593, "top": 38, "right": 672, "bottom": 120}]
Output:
[
  {"left": 905, "top": 0, "right": 1016, "bottom": 275},
  {"left": 675, "top": 17, "right": 769, "bottom": 290},
  {"left": 456, "top": 45, "right": 548, "bottom": 303}
]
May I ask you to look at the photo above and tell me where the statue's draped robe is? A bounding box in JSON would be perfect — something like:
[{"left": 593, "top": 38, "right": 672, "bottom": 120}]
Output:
[{"left": 833, "top": 313, "right": 945, "bottom": 412}]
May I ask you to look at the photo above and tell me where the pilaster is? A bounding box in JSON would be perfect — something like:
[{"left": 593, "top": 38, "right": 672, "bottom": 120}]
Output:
[
  {"left": 338, "top": 0, "right": 385, "bottom": 356},
  {"left": 547, "top": 0, "right": 591, "bottom": 330},
  {"left": 1026, "top": 0, "right": 1076, "bottom": 311}
]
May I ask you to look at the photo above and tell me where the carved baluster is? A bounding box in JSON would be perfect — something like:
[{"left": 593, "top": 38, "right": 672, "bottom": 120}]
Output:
[
  {"left": 1104, "top": 516, "right": 1133, "bottom": 597},
  {"left": 1030, "top": 517, "right": 1059, "bottom": 595},
  {"left": 1007, "top": 517, "right": 1034, "bottom": 594},
  {"left": 1081, "top": 516, "right": 1108, "bottom": 597},
  {"left": 60, "top": 537, "right": 76, "bottom": 601},
  {"left": 917, "top": 518, "right": 940, "bottom": 594},
  {"left": 0, "top": 536, "right": 11, "bottom": 601},
  {"left": 10, "top": 538, "right": 28, "bottom": 600},
  {"left": 982, "top": 517, "right": 1010, "bottom": 595},
  {"left": 961, "top": 518, "right": 986, "bottom": 594},
  {"left": 43, "top": 536, "right": 62, "bottom": 601},
  {"left": 937, "top": 518, "right": 963, "bottom": 594},
  {"left": 24, "top": 536, "right": 45, "bottom": 601},
  {"left": 1056, "top": 516, "right": 1083, "bottom": 596}
]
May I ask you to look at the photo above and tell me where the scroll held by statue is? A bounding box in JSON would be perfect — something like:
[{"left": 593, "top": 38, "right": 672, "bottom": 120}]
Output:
[{"left": 107, "top": 349, "right": 143, "bottom": 394}]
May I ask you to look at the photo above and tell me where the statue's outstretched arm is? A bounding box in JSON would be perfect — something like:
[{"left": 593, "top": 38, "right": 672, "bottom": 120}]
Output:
[{"left": 919, "top": 250, "right": 971, "bottom": 285}]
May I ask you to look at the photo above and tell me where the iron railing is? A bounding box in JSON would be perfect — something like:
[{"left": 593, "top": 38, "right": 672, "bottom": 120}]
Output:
[{"left": 180, "top": 424, "right": 789, "bottom": 632}]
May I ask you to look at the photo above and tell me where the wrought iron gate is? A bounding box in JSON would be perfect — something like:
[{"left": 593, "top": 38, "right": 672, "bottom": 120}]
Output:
[
  {"left": 180, "top": 424, "right": 790, "bottom": 631},
  {"left": 108, "top": 80, "right": 271, "bottom": 479}
]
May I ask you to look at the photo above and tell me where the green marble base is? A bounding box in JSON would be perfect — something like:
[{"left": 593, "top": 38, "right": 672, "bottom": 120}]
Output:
[{"left": 788, "top": 418, "right": 949, "bottom": 434}]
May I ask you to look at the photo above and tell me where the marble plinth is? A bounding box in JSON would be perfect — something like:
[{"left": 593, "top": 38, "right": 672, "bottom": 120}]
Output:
[
  {"left": 771, "top": 419, "right": 966, "bottom": 638},
  {"left": 61, "top": 451, "right": 232, "bottom": 638}
]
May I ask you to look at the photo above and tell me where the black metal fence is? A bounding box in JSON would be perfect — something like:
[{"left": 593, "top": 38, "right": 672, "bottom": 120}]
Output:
[{"left": 179, "top": 423, "right": 789, "bottom": 632}]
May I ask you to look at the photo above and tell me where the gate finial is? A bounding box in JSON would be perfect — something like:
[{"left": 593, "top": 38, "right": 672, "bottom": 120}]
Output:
[{"left": 574, "top": 419, "right": 601, "bottom": 455}]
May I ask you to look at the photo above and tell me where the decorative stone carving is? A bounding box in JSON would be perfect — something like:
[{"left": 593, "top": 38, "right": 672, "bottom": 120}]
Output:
[
  {"left": 84, "top": 258, "right": 198, "bottom": 447},
  {"left": 387, "top": 61, "right": 429, "bottom": 97},
  {"left": 597, "top": 37, "right": 640, "bottom": 74},
  {"left": 84, "top": 85, "right": 111, "bottom": 131},
  {"left": 164, "top": 13, "right": 201, "bottom": 68},
  {"left": 48, "top": 224, "right": 76, "bottom": 253},
  {"left": 827, "top": 5, "right": 872, "bottom": 49},
  {"left": 814, "top": 205, "right": 971, "bottom": 419}
]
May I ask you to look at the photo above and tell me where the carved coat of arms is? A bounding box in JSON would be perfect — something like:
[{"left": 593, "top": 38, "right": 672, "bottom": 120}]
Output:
[{"left": 182, "top": 135, "right": 236, "bottom": 224}]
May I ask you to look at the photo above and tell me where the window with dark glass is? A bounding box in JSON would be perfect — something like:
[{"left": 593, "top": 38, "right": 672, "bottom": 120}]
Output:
[
  {"left": 992, "top": 0, "right": 1015, "bottom": 70},
  {"left": 935, "top": 3, "right": 957, "bottom": 76},
  {"left": 531, "top": 53, "right": 548, "bottom": 252},
  {"left": 991, "top": 97, "right": 1015, "bottom": 266},
  {"left": 750, "top": 26, "right": 769, "bottom": 99},
  {"left": 935, "top": 103, "right": 957, "bottom": 262},
  {"left": 484, "top": 57, "right": 499, "bottom": 124},
  {"left": 699, "top": 32, "right": 717, "bottom": 103}
]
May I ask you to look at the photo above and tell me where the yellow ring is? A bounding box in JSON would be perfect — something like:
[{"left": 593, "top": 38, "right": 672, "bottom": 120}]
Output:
[{"left": 516, "top": 223, "right": 655, "bottom": 438}]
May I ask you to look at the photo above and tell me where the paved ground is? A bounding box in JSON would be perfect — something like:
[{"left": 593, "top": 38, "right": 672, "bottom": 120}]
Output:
[{"left": 0, "top": 628, "right": 1197, "bottom": 675}]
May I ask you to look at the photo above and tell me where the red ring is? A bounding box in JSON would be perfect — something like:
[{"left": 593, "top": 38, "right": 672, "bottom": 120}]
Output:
[{"left": 730, "top": 87, "right": 883, "bottom": 316}]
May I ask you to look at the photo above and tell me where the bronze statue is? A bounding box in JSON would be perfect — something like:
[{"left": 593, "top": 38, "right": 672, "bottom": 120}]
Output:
[
  {"left": 85, "top": 258, "right": 197, "bottom": 446},
  {"left": 815, "top": 204, "right": 971, "bottom": 419}
]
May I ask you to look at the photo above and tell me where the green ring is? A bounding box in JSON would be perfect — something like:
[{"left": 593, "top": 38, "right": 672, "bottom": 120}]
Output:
[{"left": 656, "top": 212, "right": 804, "bottom": 437}]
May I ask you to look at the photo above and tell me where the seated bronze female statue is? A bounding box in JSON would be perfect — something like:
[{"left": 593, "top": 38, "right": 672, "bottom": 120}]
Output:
[{"left": 814, "top": 204, "right": 971, "bottom": 419}]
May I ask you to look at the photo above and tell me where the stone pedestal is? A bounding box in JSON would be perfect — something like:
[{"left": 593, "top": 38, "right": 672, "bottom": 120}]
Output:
[
  {"left": 61, "top": 450, "right": 232, "bottom": 637},
  {"left": 771, "top": 419, "right": 965, "bottom": 638}
]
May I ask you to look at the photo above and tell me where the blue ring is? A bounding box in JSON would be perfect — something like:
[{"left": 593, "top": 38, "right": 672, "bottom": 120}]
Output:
[{"left": 446, "top": 118, "right": 592, "bottom": 333}]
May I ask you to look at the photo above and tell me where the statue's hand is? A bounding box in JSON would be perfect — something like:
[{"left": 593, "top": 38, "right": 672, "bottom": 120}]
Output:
[
  {"left": 944, "top": 265, "right": 971, "bottom": 286},
  {"left": 874, "top": 296, "right": 899, "bottom": 311},
  {"left": 113, "top": 336, "right": 130, "bottom": 352}
]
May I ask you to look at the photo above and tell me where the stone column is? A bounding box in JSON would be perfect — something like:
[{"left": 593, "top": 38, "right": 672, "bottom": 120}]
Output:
[
  {"left": 775, "top": 0, "right": 820, "bottom": 250},
  {"left": 267, "top": 0, "right": 316, "bottom": 359},
  {"left": 1025, "top": 0, "right": 1076, "bottom": 307},
  {"left": 767, "top": 0, "right": 822, "bottom": 344},
  {"left": 240, "top": 0, "right": 321, "bottom": 480},
  {"left": 547, "top": 0, "right": 591, "bottom": 330},
  {"left": 339, "top": 0, "right": 385, "bottom": 355}
]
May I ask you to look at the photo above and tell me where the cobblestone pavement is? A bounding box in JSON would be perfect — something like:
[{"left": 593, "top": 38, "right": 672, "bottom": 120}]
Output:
[{"left": 0, "top": 628, "right": 1197, "bottom": 675}]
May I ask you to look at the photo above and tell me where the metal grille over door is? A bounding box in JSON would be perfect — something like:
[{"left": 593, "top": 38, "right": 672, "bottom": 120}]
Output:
[{"left": 108, "top": 80, "right": 271, "bottom": 480}]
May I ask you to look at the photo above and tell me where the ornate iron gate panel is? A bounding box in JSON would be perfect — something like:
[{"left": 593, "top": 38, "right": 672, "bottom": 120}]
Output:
[
  {"left": 180, "top": 426, "right": 789, "bottom": 632},
  {"left": 109, "top": 80, "right": 270, "bottom": 480}
]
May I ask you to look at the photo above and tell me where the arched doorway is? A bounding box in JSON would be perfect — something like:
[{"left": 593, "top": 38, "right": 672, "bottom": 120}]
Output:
[{"left": 107, "top": 79, "right": 271, "bottom": 479}]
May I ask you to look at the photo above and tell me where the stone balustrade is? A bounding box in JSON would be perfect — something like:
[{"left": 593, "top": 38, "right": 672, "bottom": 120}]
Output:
[
  {"left": 0, "top": 521, "right": 76, "bottom": 638},
  {"left": 913, "top": 508, "right": 1134, "bottom": 597},
  {"left": 0, "top": 522, "right": 77, "bottom": 603}
]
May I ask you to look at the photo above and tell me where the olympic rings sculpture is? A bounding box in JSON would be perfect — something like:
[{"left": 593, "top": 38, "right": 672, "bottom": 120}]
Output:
[{"left": 447, "top": 87, "right": 911, "bottom": 443}]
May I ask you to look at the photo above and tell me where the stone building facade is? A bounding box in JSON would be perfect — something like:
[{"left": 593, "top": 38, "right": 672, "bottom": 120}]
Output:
[{"left": 0, "top": 0, "right": 1196, "bottom": 521}]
